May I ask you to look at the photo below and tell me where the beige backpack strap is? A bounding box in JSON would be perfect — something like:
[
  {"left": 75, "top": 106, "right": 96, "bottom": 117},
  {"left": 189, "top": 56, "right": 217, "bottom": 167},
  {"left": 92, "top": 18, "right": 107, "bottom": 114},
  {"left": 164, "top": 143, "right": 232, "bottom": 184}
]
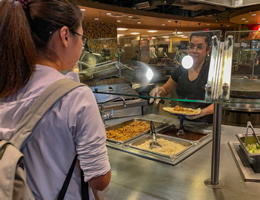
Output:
[{"left": 10, "top": 79, "right": 84, "bottom": 149}]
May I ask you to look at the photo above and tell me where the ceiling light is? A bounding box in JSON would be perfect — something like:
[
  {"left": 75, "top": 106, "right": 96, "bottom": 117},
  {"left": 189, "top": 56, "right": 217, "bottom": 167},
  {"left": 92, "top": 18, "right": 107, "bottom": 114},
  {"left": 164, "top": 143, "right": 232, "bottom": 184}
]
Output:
[
  {"left": 107, "top": 13, "right": 125, "bottom": 18},
  {"left": 94, "top": 18, "right": 99, "bottom": 20},
  {"left": 242, "top": 18, "right": 246, "bottom": 20},
  {"left": 147, "top": 30, "right": 158, "bottom": 33},
  {"left": 252, "top": 13, "right": 256, "bottom": 16},
  {"left": 130, "top": 32, "right": 140, "bottom": 35},
  {"left": 162, "top": 24, "right": 165, "bottom": 26},
  {"left": 245, "top": 21, "right": 248, "bottom": 23},
  {"left": 117, "top": 28, "right": 128, "bottom": 31},
  {"left": 168, "top": 20, "right": 172, "bottom": 22},
  {"left": 207, "top": 24, "right": 210, "bottom": 26},
  {"left": 227, "top": 25, "right": 230, "bottom": 27},
  {"left": 80, "top": 8, "right": 85, "bottom": 11},
  {"left": 117, "top": 20, "right": 121, "bottom": 23},
  {"left": 128, "top": 16, "right": 133, "bottom": 18},
  {"left": 162, "top": 36, "right": 169, "bottom": 38},
  {"left": 117, "top": 34, "right": 125, "bottom": 37},
  {"left": 177, "top": 32, "right": 183, "bottom": 34},
  {"left": 137, "top": 22, "right": 141, "bottom": 24}
]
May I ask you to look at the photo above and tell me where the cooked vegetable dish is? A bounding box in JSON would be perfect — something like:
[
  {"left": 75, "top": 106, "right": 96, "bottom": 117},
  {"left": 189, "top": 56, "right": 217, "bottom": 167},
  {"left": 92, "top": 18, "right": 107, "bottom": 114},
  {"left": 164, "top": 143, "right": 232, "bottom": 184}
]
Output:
[{"left": 245, "top": 143, "right": 260, "bottom": 154}]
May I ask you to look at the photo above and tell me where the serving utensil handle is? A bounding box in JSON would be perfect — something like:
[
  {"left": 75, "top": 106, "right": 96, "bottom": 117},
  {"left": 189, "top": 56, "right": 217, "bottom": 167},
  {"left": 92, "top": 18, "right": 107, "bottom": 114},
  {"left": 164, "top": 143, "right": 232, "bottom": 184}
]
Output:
[{"left": 150, "top": 121, "right": 156, "bottom": 140}]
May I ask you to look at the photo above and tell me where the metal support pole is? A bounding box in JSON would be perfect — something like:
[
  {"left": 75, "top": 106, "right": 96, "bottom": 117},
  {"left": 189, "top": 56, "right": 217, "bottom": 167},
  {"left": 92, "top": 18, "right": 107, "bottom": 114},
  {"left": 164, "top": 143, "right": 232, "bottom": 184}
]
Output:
[{"left": 205, "top": 102, "right": 224, "bottom": 188}]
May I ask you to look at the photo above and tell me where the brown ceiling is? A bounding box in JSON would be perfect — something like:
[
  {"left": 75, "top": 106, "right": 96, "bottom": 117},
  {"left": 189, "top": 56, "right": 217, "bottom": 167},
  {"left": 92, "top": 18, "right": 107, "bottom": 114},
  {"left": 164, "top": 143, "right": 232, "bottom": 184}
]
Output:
[
  {"left": 77, "top": 1, "right": 238, "bottom": 36},
  {"left": 230, "top": 5, "right": 260, "bottom": 25}
]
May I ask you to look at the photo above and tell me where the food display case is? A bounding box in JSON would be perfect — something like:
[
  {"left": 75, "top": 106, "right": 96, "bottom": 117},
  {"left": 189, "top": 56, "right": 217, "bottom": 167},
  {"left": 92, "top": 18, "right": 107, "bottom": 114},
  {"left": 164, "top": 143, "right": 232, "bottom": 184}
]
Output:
[
  {"left": 75, "top": 30, "right": 260, "bottom": 193},
  {"left": 221, "top": 30, "right": 260, "bottom": 127}
]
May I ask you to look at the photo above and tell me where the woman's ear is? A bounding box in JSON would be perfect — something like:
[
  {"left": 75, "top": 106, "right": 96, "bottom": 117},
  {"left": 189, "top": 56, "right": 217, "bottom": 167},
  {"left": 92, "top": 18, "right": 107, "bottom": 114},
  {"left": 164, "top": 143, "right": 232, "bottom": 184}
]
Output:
[
  {"left": 59, "top": 26, "right": 70, "bottom": 48},
  {"left": 206, "top": 45, "right": 212, "bottom": 55}
]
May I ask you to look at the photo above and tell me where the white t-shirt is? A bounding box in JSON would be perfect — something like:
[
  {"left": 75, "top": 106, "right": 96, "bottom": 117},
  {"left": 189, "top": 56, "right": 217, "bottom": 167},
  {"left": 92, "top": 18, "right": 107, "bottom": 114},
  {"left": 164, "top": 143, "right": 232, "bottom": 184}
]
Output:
[{"left": 0, "top": 65, "right": 110, "bottom": 200}]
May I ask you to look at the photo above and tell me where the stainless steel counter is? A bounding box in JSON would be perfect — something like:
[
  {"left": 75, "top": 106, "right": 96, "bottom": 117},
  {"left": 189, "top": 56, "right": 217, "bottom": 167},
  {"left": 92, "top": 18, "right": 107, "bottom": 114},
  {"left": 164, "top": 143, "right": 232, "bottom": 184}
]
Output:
[{"left": 98, "top": 114, "right": 260, "bottom": 200}]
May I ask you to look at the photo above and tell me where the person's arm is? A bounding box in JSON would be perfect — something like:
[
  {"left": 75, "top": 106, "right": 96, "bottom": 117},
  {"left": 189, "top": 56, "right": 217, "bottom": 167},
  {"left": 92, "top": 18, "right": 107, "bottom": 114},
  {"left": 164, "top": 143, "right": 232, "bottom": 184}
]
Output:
[
  {"left": 68, "top": 87, "right": 111, "bottom": 192},
  {"left": 88, "top": 170, "right": 111, "bottom": 191},
  {"left": 160, "top": 77, "right": 177, "bottom": 97},
  {"left": 186, "top": 103, "right": 214, "bottom": 120},
  {"left": 149, "top": 77, "right": 177, "bottom": 104}
]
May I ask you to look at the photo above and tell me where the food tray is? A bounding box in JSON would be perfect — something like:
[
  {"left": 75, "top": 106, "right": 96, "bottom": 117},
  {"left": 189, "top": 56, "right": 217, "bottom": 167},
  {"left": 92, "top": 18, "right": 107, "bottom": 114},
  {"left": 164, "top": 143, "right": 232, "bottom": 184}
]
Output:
[
  {"left": 106, "top": 118, "right": 167, "bottom": 144},
  {"left": 126, "top": 134, "right": 194, "bottom": 159},
  {"left": 236, "top": 133, "right": 260, "bottom": 173},
  {"left": 158, "top": 125, "right": 210, "bottom": 142}
]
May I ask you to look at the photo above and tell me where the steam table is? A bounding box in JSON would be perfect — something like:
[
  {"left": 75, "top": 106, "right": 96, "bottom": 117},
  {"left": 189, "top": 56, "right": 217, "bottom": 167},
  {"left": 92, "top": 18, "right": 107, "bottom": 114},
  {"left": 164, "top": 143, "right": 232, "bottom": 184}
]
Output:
[{"left": 98, "top": 114, "right": 260, "bottom": 200}]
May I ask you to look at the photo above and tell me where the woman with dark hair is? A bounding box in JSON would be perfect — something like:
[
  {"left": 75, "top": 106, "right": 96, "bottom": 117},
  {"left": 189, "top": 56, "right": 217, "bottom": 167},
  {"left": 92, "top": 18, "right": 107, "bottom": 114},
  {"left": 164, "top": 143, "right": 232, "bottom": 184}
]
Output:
[
  {"left": 0, "top": 0, "right": 110, "bottom": 199},
  {"left": 150, "top": 31, "right": 213, "bottom": 123}
]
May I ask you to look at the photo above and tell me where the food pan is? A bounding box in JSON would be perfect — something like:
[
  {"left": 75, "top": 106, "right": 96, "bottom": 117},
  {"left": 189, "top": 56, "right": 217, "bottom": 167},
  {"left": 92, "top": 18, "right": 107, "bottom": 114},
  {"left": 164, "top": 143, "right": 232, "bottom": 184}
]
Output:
[
  {"left": 106, "top": 118, "right": 167, "bottom": 144},
  {"left": 236, "top": 133, "right": 260, "bottom": 173},
  {"left": 158, "top": 125, "right": 210, "bottom": 142},
  {"left": 127, "top": 134, "right": 194, "bottom": 159}
]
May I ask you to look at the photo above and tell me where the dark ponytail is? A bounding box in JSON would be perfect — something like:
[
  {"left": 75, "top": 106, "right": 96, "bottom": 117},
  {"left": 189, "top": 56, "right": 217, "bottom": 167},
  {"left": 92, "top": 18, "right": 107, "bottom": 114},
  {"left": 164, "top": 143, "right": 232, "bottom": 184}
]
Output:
[
  {"left": 0, "top": 0, "right": 36, "bottom": 98},
  {"left": 0, "top": 0, "right": 83, "bottom": 98}
]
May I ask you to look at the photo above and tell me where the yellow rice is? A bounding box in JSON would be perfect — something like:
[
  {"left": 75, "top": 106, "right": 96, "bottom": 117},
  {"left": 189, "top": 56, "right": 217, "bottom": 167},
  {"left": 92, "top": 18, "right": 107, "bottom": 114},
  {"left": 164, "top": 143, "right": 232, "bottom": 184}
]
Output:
[{"left": 134, "top": 138, "right": 188, "bottom": 156}]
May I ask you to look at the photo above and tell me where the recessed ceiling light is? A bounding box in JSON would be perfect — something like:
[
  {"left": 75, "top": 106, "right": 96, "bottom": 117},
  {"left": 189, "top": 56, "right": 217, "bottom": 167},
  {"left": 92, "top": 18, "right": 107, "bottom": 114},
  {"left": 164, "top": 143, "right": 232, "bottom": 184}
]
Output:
[
  {"left": 242, "top": 18, "right": 246, "bottom": 20},
  {"left": 130, "top": 32, "right": 140, "bottom": 35},
  {"left": 252, "top": 13, "right": 257, "bottom": 16},
  {"left": 117, "top": 28, "right": 128, "bottom": 31},
  {"left": 137, "top": 22, "right": 141, "bottom": 24},
  {"left": 147, "top": 30, "right": 158, "bottom": 33},
  {"left": 107, "top": 13, "right": 125, "bottom": 18},
  {"left": 128, "top": 16, "right": 133, "bottom": 18},
  {"left": 117, "top": 20, "right": 121, "bottom": 23},
  {"left": 162, "top": 24, "right": 166, "bottom": 26},
  {"left": 227, "top": 25, "right": 230, "bottom": 27},
  {"left": 80, "top": 8, "right": 85, "bottom": 11},
  {"left": 117, "top": 34, "right": 125, "bottom": 37},
  {"left": 162, "top": 36, "right": 169, "bottom": 38},
  {"left": 245, "top": 21, "right": 248, "bottom": 23},
  {"left": 94, "top": 18, "right": 99, "bottom": 20},
  {"left": 177, "top": 32, "right": 183, "bottom": 34},
  {"left": 207, "top": 24, "right": 210, "bottom": 26},
  {"left": 168, "top": 20, "right": 172, "bottom": 22}
]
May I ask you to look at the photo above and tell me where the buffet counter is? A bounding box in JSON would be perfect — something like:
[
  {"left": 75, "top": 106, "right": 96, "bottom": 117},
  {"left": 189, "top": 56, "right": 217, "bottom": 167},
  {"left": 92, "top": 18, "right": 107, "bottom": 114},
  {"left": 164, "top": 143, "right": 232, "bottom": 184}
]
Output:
[{"left": 98, "top": 114, "right": 260, "bottom": 200}]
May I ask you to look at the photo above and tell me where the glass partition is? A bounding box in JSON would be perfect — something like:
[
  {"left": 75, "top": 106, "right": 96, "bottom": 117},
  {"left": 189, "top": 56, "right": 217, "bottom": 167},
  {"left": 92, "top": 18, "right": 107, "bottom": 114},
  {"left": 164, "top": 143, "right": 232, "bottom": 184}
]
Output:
[
  {"left": 220, "top": 30, "right": 260, "bottom": 106},
  {"left": 77, "top": 30, "right": 222, "bottom": 105}
]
